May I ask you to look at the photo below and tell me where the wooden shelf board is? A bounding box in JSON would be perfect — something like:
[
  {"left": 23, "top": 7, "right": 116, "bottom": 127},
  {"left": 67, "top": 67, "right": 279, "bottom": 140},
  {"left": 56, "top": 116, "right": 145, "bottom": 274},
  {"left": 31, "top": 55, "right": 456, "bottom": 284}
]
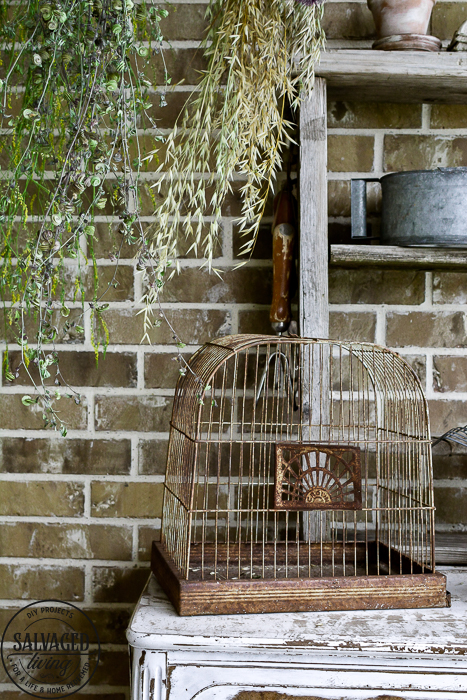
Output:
[
  {"left": 330, "top": 244, "right": 467, "bottom": 268},
  {"left": 315, "top": 50, "right": 467, "bottom": 104},
  {"left": 436, "top": 533, "right": 467, "bottom": 565}
]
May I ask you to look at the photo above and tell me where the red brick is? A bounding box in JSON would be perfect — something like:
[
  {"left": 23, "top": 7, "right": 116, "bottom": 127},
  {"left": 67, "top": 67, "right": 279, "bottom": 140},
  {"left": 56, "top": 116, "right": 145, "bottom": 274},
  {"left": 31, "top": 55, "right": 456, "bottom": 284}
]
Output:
[
  {"left": 328, "top": 101, "right": 421, "bottom": 129},
  {"left": 102, "top": 308, "right": 232, "bottom": 345},
  {"left": 144, "top": 353, "right": 190, "bottom": 389},
  {"left": 7, "top": 351, "right": 137, "bottom": 388},
  {"left": 429, "top": 399, "right": 467, "bottom": 435},
  {"left": 0, "top": 565, "right": 84, "bottom": 600},
  {"left": 386, "top": 312, "right": 467, "bottom": 348},
  {"left": 0, "top": 394, "right": 87, "bottom": 430},
  {"left": 160, "top": 266, "right": 272, "bottom": 304},
  {"left": 384, "top": 135, "right": 467, "bottom": 172},
  {"left": 91, "top": 482, "right": 164, "bottom": 518},
  {"left": 89, "top": 651, "right": 130, "bottom": 687},
  {"left": 95, "top": 395, "right": 173, "bottom": 432},
  {"left": 138, "top": 439, "right": 169, "bottom": 475},
  {"left": 328, "top": 135, "right": 375, "bottom": 172},
  {"left": 238, "top": 310, "right": 273, "bottom": 335},
  {"left": 323, "top": 2, "right": 375, "bottom": 39},
  {"left": 138, "top": 527, "right": 160, "bottom": 562},
  {"left": 435, "top": 486, "right": 467, "bottom": 524},
  {"left": 92, "top": 567, "right": 150, "bottom": 603},
  {"left": 433, "top": 272, "right": 467, "bottom": 304},
  {"left": 329, "top": 312, "right": 377, "bottom": 342},
  {"left": 233, "top": 223, "right": 273, "bottom": 260},
  {"left": 0, "top": 481, "right": 84, "bottom": 517},
  {"left": 159, "top": 4, "right": 208, "bottom": 40},
  {"left": 0, "top": 523, "right": 132, "bottom": 559},
  {"left": 0, "top": 438, "right": 131, "bottom": 475},
  {"left": 433, "top": 356, "right": 467, "bottom": 392},
  {"left": 329, "top": 269, "right": 424, "bottom": 305}
]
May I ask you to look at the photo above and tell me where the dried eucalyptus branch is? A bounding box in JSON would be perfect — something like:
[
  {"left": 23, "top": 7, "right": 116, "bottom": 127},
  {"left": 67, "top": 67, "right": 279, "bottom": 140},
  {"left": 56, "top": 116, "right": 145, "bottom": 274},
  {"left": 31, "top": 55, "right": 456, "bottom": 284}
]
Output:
[{"left": 142, "top": 0, "right": 325, "bottom": 307}]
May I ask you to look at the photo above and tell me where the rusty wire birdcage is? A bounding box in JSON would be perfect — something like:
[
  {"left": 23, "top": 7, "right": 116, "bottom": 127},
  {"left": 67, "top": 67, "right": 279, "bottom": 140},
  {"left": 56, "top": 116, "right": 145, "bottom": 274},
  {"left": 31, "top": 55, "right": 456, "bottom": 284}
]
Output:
[{"left": 152, "top": 334, "right": 449, "bottom": 615}]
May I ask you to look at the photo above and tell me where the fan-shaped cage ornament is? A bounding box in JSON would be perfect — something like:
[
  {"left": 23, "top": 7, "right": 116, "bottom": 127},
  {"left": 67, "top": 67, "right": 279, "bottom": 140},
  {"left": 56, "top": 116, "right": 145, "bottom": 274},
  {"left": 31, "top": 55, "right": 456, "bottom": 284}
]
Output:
[{"left": 152, "top": 334, "right": 449, "bottom": 616}]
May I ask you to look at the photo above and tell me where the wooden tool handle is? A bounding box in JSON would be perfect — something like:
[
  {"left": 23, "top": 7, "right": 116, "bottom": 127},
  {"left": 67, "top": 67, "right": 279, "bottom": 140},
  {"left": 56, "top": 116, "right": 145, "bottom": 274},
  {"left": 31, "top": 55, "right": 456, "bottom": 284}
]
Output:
[{"left": 270, "top": 189, "right": 296, "bottom": 333}]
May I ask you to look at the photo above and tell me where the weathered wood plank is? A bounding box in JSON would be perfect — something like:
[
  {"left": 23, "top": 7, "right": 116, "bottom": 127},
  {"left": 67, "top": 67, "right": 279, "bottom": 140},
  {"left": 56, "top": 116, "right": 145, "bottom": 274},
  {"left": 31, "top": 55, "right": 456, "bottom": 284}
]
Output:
[
  {"left": 299, "top": 78, "right": 328, "bottom": 339},
  {"left": 152, "top": 542, "right": 448, "bottom": 617},
  {"left": 299, "top": 82, "right": 329, "bottom": 548},
  {"left": 331, "top": 244, "right": 467, "bottom": 269},
  {"left": 436, "top": 533, "right": 467, "bottom": 565},
  {"left": 315, "top": 50, "right": 467, "bottom": 104}
]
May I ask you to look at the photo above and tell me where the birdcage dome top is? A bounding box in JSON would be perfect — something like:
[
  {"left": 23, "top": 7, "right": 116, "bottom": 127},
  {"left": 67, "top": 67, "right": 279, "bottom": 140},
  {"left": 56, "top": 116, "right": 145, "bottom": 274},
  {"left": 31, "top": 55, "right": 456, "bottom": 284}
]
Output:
[{"left": 174, "top": 334, "right": 428, "bottom": 440}]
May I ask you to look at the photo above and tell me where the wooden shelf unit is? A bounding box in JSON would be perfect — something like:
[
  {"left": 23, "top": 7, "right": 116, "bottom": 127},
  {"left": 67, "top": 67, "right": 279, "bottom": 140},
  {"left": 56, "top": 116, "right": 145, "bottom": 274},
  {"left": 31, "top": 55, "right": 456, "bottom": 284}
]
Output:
[
  {"left": 299, "top": 52, "right": 467, "bottom": 338},
  {"left": 298, "top": 56, "right": 467, "bottom": 567}
]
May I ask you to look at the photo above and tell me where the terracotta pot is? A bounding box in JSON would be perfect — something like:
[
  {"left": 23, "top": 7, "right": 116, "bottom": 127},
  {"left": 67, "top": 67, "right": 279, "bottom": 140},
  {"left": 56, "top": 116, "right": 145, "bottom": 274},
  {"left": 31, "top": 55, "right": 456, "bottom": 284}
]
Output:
[{"left": 367, "top": 0, "right": 436, "bottom": 38}]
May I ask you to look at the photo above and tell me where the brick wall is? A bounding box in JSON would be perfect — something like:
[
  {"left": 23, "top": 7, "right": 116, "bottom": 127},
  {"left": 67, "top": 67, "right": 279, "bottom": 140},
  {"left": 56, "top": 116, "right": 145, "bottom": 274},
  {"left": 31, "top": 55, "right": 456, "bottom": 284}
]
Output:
[{"left": 1, "top": 1, "right": 467, "bottom": 698}]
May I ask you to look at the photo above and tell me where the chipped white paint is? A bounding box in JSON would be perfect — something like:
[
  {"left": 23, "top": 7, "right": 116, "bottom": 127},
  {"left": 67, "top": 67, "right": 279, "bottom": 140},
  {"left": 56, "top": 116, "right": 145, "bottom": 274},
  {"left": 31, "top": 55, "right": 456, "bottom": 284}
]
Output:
[
  {"left": 127, "top": 570, "right": 467, "bottom": 700},
  {"left": 131, "top": 650, "right": 167, "bottom": 700}
]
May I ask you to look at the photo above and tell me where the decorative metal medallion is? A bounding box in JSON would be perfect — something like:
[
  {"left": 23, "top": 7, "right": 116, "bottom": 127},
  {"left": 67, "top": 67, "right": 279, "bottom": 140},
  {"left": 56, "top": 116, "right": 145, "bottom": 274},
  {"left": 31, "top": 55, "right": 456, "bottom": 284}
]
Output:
[{"left": 274, "top": 442, "right": 362, "bottom": 511}]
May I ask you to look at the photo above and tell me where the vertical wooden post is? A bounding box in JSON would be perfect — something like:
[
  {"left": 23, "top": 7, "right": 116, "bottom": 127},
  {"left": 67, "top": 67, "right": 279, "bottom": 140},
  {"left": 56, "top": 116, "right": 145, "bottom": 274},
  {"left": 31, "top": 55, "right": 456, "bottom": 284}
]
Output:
[
  {"left": 299, "top": 79, "right": 329, "bottom": 543},
  {"left": 299, "top": 78, "right": 328, "bottom": 339}
]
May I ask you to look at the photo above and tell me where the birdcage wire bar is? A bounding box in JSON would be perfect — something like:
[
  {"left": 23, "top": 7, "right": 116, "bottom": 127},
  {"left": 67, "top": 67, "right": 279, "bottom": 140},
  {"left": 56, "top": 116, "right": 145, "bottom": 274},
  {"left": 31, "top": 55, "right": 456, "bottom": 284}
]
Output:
[{"left": 153, "top": 334, "right": 448, "bottom": 615}]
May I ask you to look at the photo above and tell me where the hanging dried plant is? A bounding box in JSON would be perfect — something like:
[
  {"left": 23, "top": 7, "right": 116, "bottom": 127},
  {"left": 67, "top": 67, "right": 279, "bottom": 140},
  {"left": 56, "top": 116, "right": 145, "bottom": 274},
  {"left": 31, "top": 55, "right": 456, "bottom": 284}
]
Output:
[
  {"left": 0, "top": 0, "right": 168, "bottom": 434},
  {"left": 142, "top": 0, "right": 325, "bottom": 312}
]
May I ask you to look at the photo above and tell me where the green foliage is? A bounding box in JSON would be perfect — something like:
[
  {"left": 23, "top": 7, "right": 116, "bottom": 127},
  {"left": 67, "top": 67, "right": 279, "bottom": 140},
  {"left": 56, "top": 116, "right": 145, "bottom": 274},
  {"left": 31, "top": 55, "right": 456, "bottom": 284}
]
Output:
[
  {"left": 0, "top": 0, "right": 326, "bottom": 434},
  {"left": 0, "top": 0, "right": 167, "bottom": 432}
]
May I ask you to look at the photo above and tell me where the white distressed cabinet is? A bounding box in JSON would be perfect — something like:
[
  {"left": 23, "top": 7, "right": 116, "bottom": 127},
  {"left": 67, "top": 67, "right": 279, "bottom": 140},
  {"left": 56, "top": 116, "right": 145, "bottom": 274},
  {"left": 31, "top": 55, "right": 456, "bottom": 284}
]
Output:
[{"left": 127, "top": 568, "right": 467, "bottom": 700}]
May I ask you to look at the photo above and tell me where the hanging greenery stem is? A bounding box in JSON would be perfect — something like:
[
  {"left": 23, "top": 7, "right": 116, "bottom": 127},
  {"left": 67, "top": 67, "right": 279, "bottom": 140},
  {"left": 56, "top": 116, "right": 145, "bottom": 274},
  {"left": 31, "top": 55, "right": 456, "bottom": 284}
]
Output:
[
  {"left": 142, "top": 0, "right": 325, "bottom": 321},
  {"left": 0, "top": 0, "right": 168, "bottom": 435}
]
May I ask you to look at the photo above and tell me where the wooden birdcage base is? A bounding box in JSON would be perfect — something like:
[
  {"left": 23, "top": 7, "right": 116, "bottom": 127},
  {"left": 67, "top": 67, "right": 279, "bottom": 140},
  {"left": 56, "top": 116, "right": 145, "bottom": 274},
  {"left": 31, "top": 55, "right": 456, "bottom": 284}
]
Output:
[{"left": 152, "top": 541, "right": 449, "bottom": 616}]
